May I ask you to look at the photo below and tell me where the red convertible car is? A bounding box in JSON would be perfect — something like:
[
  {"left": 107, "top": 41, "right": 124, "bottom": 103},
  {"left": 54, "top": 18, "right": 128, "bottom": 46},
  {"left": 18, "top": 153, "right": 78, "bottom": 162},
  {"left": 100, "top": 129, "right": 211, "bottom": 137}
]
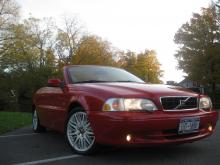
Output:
[{"left": 33, "top": 65, "right": 218, "bottom": 154}]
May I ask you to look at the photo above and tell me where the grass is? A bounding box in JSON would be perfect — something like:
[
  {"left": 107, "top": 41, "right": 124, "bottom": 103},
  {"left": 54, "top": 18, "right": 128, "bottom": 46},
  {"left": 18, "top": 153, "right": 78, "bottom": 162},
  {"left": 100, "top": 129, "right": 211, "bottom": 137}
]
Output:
[{"left": 0, "top": 111, "right": 32, "bottom": 134}]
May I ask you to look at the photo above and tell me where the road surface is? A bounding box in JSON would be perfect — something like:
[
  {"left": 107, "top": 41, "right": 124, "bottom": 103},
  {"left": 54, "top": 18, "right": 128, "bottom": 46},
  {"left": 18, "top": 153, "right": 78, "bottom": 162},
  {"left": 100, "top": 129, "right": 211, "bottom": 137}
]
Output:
[{"left": 0, "top": 119, "right": 220, "bottom": 165}]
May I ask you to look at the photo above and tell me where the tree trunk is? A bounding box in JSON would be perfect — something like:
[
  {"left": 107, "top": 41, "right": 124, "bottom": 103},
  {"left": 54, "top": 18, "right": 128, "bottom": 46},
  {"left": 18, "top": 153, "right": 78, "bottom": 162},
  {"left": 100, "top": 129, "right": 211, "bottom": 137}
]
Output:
[
  {"left": 39, "top": 43, "right": 44, "bottom": 68},
  {"left": 212, "top": 82, "right": 216, "bottom": 95}
]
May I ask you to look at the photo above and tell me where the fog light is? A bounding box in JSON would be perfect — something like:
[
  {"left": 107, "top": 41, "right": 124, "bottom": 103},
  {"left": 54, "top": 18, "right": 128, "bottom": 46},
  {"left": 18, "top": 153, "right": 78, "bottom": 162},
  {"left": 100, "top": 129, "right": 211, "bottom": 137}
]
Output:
[
  {"left": 208, "top": 125, "right": 213, "bottom": 132},
  {"left": 126, "top": 134, "right": 132, "bottom": 142}
]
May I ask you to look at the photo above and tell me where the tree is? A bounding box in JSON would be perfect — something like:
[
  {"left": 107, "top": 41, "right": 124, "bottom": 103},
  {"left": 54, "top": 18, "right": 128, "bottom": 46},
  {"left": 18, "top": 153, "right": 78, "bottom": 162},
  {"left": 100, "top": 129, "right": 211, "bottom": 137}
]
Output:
[
  {"left": 137, "top": 50, "right": 163, "bottom": 83},
  {"left": 0, "top": 0, "right": 19, "bottom": 46},
  {"left": 119, "top": 51, "right": 139, "bottom": 75},
  {"left": 0, "top": 17, "right": 57, "bottom": 111},
  {"left": 55, "top": 16, "right": 81, "bottom": 66},
  {"left": 23, "top": 17, "right": 55, "bottom": 68},
  {"left": 73, "top": 35, "right": 116, "bottom": 66},
  {"left": 174, "top": 6, "right": 220, "bottom": 93},
  {"left": 119, "top": 50, "right": 163, "bottom": 83},
  {"left": 0, "top": 23, "right": 39, "bottom": 71},
  {"left": 213, "top": 0, "right": 220, "bottom": 8}
]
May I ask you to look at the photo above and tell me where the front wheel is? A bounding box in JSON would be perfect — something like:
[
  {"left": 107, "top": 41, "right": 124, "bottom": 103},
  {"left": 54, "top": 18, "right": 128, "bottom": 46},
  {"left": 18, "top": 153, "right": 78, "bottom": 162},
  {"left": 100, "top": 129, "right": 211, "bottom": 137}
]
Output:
[{"left": 66, "top": 109, "right": 96, "bottom": 154}]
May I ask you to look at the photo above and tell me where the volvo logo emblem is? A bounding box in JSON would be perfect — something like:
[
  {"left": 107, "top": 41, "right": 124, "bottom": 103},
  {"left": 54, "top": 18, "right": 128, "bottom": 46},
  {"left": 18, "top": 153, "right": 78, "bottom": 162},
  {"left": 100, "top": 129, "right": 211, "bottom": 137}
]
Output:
[
  {"left": 175, "top": 97, "right": 191, "bottom": 109},
  {"left": 180, "top": 100, "right": 186, "bottom": 106}
]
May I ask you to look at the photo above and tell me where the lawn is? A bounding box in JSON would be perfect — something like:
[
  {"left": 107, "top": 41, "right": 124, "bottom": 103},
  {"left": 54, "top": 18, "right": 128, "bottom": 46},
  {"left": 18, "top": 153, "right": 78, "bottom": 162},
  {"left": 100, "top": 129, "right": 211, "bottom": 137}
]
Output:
[{"left": 0, "top": 111, "right": 32, "bottom": 134}]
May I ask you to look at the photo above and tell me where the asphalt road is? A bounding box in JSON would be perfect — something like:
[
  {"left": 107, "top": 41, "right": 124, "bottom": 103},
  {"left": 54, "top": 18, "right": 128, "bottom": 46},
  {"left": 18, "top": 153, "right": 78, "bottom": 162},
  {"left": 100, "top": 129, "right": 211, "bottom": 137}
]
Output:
[{"left": 1, "top": 121, "right": 220, "bottom": 165}]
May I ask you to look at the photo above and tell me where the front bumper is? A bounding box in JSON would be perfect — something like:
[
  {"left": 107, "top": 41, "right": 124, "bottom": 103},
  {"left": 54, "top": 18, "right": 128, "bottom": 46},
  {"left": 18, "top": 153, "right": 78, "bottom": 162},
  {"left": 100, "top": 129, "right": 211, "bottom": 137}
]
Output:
[{"left": 88, "top": 110, "right": 218, "bottom": 146}]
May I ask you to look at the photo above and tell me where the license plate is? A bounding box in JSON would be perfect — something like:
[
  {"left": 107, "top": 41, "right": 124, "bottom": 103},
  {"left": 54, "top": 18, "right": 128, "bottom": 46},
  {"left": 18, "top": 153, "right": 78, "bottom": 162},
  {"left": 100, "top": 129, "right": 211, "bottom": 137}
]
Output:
[{"left": 178, "top": 117, "right": 200, "bottom": 134}]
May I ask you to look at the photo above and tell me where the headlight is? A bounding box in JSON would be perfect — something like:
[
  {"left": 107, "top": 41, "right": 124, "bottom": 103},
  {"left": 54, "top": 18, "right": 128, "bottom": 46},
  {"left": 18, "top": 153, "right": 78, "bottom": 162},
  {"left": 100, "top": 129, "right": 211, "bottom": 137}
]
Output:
[
  {"left": 102, "top": 98, "right": 158, "bottom": 112},
  {"left": 199, "top": 96, "right": 212, "bottom": 111}
]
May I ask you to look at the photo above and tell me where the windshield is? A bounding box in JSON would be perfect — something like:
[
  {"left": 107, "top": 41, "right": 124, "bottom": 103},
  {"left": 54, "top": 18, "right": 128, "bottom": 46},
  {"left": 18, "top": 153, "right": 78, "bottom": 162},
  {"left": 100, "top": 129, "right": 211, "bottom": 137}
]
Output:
[{"left": 68, "top": 66, "right": 145, "bottom": 84}]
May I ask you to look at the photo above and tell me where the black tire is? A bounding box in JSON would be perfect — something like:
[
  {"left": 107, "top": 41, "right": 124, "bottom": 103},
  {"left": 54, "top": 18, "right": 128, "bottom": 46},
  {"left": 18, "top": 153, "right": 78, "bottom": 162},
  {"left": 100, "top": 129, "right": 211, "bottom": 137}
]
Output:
[
  {"left": 66, "top": 107, "right": 96, "bottom": 155},
  {"left": 32, "top": 109, "right": 46, "bottom": 133}
]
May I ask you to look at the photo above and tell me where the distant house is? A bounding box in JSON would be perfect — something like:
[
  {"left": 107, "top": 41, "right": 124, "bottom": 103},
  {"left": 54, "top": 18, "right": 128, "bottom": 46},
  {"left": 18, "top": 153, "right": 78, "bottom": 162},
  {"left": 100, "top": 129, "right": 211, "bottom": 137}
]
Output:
[
  {"left": 178, "top": 78, "right": 204, "bottom": 94},
  {"left": 166, "top": 81, "right": 177, "bottom": 86},
  {"left": 178, "top": 78, "right": 200, "bottom": 88}
]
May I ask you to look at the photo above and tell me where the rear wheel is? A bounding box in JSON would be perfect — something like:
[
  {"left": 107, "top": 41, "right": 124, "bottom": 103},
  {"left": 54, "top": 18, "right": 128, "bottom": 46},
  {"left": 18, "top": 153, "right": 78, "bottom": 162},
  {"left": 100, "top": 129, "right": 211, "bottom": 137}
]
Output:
[
  {"left": 32, "top": 109, "right": 46, "bottom": 133},
  {"left": 66, "top": 108, "right": 96, "bottom": 154}
]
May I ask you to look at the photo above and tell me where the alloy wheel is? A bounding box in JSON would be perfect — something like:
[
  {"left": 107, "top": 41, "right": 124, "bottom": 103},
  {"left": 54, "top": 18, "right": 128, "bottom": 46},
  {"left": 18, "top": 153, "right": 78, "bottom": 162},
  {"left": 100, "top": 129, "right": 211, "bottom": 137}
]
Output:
[
  {"left": 66, "top": 111, "right": 95, "bottom": 153},
  {"left": 32, "top": 110, "right": 38, "bottom": 131}
]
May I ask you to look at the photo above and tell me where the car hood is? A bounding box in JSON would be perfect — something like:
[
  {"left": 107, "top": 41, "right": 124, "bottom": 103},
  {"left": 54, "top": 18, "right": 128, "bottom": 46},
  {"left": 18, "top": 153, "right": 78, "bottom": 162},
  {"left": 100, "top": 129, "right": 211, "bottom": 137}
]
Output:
[{"left": 70, "top": 82, "right": 198, "bottom": 99}]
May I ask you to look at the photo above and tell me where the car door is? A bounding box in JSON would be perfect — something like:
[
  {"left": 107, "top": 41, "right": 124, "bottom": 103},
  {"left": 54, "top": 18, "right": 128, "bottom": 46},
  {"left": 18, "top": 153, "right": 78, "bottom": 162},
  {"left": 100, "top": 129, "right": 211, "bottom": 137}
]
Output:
[
  {"left": 44, "top": 85, "right": 68, "bottom": 132},
  {"left": 35, "top": 87, "right": 53, "bottom": 127}
]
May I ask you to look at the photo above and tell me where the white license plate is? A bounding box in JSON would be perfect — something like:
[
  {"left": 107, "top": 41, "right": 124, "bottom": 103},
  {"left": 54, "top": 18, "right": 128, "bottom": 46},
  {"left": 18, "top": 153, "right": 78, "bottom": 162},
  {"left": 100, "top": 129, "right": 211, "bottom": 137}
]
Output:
[{"left": 178, "top": 117, "right": 200, "bottom": 134}]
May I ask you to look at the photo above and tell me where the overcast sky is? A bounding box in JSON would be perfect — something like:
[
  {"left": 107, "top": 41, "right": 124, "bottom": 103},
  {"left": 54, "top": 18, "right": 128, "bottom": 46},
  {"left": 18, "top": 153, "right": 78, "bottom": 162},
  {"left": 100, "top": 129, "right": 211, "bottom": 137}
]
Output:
[{"left": 18, "top": 0, "right": 211, "bottom": 83}]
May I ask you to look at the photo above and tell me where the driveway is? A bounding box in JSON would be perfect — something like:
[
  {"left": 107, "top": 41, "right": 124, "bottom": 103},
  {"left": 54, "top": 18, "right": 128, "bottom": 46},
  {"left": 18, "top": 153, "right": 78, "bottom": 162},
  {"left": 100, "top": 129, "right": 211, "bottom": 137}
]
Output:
[{"left": 0, "top": 121, "right": 220, "bottom": 165}]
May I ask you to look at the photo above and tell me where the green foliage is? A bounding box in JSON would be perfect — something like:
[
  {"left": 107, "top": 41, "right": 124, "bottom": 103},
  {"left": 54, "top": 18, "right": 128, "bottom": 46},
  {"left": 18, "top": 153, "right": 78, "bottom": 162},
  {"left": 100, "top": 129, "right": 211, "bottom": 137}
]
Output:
[
  {"left": 119, "top": 50, "right": 163, "bottom": 83},
  {"left": 73, "top": 35, "right": 116, "bottom": 66},
  {"left": 0, "top": 16, "right": 57, "bottom": 111},
  {"left": 0, "top": 23, "right": 39, "bottom": 71},
  {"left": 174, "top": 5, "right": 220, "bottom": 92},
  {"left": 0, "top": 112, "right": 32, "bottom": 134}
]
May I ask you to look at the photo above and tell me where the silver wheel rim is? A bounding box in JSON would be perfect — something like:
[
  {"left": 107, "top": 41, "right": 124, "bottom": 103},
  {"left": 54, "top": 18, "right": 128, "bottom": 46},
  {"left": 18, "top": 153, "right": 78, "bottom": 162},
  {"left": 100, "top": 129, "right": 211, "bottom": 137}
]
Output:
[
  {"left": 33, "top": 110, "right": 38, "bottom": 130},
  {"left": 67, "top": 112, "right": 95, "bottom": 152}
]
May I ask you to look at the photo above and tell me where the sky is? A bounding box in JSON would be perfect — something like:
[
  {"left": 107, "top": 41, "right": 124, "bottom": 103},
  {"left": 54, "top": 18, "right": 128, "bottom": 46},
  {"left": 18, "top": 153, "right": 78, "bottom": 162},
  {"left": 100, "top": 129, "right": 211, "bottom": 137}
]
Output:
[{"left": 18, "top": 0, "right": 211, "bottom": 83}]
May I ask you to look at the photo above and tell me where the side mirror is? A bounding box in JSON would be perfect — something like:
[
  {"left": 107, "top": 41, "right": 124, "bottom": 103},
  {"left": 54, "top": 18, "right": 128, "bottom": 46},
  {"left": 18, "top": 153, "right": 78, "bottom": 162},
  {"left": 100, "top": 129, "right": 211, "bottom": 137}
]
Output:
[{"left": 48, "top": 79, "right": 61, "bottom": 87}]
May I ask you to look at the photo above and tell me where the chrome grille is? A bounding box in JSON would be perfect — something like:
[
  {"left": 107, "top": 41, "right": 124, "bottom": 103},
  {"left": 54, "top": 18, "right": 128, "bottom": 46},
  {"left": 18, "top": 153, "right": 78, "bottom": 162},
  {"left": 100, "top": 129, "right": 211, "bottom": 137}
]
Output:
[{"left": 160, "top": 96, "right": 198, "bottom": 111}]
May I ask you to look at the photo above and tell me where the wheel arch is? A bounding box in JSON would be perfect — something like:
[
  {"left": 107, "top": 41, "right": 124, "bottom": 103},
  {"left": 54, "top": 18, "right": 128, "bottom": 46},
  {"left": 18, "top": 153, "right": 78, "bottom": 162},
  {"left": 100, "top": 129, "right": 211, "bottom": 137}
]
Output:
[
  {"left": 32, "top": 104, "right": 36, "bottom": 112},
  {"left": 67, "top": 94, "right": 93, "bottom": 114},
  {"left": 68, "top": 101, "right": 85, "bottom": 114}
]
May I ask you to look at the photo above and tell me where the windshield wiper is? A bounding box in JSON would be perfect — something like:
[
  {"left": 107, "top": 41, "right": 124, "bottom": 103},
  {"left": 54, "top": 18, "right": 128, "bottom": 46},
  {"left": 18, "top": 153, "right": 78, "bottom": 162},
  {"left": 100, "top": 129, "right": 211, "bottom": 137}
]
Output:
[{"left": 74, "top": 80, "right": 109, "bottom": 84}]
